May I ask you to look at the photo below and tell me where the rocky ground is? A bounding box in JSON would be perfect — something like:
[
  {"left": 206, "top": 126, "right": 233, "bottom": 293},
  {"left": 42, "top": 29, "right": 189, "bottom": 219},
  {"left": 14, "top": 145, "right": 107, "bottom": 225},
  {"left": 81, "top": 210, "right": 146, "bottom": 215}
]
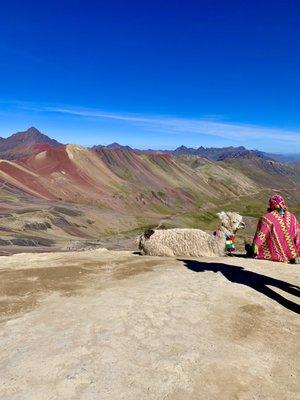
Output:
[{"left": 0, "top": 249, "right": 299, "bottom": 399}]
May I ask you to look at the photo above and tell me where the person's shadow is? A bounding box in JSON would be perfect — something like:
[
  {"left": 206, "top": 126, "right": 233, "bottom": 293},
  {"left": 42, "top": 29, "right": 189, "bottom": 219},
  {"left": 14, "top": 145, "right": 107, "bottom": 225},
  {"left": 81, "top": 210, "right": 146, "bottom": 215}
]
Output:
[{"left": 180, "top": 260, "right": 300, "bottom": 314}]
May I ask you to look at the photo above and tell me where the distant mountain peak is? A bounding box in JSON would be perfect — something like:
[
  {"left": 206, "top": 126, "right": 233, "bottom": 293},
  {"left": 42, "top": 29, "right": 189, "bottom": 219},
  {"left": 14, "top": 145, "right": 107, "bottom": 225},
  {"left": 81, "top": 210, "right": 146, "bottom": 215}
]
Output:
[
  {"left": 171, "top": 144, "right": 271, "bottom": 161},
  {"left": 93, "top": 142, "right": 134, "bottom": 151},
  {"left": 173, "top": 145, "right": 198, "bottom": 155},
  {"left": 0, "top": 127, "right": 63, "bottom": 160},
  {"left": 10, "top": 126, "right": 41, "bottom": 137},
  {"left": 107, "top": 142, "right": 129, "bottom": 149},
  {"left": 9, "top": 127, "right": 62, "bottom": 144},
  {"left": 27, "top": 126, "right": 41, "bottom": 134}
]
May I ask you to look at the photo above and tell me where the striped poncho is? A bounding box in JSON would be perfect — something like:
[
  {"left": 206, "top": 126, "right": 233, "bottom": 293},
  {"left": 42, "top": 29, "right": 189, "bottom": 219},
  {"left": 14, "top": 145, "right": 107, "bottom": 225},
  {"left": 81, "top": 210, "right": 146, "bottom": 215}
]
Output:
[{"left": 253, "top": 210, "right": 300, "bottom": 263}]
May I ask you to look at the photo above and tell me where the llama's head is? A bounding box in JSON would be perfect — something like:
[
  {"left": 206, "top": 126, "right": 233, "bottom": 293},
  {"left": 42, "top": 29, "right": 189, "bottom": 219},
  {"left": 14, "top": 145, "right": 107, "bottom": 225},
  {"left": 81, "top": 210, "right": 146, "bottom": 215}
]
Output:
[{"left": 217, "top": 211, "right": 245, "bottom": 233}]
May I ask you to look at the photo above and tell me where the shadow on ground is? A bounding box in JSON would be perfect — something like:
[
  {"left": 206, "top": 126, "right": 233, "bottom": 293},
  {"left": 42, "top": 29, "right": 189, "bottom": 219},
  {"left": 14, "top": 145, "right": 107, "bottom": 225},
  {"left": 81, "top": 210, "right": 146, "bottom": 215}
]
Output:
[{"left": 180, "top": 259, "right": 300, "bottom": 314}]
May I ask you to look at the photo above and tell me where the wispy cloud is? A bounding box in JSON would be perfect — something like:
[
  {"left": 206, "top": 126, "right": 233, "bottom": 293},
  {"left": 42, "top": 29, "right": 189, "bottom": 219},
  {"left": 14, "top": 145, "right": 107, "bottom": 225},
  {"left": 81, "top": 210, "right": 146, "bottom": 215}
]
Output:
[
  {"left": 3, "top": 101, "right": 300, "bottom": 147},
  {"left": 42, "top": 106, "right": 300, "bottom": 144}
]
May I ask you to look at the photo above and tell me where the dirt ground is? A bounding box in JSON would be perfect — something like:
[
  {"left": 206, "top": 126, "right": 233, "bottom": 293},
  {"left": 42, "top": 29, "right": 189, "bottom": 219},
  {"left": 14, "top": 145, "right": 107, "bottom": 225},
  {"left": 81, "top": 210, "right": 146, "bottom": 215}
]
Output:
[{"left": 0, "top": 249, "right": 299, "bottom": 399}]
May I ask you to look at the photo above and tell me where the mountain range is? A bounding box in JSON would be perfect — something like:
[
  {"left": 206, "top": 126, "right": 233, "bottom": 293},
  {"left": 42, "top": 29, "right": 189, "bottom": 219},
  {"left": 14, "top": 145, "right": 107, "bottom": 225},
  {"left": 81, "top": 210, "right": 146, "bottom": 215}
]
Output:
[
  {"left": 1, "top": 127, "right": 298, "bottom": 162},
  {"left": 0, "top": 127, "right": 299, "bottom": 253},
  {"left": 94, "top": 143, "right": 299, "bottom": 163}
]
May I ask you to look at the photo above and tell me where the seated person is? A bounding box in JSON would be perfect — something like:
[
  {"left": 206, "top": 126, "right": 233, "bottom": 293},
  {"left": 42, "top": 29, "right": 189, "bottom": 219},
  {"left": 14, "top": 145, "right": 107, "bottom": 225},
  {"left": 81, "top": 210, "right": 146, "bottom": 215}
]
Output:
[{"left": 250, "top": 195, "right": 300, "bottom": 263}]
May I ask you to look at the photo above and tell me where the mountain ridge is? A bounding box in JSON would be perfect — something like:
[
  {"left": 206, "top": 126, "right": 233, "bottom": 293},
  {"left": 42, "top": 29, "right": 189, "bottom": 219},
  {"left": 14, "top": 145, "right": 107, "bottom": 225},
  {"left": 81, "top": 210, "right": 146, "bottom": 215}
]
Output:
[
  {"left": 1, "top": 127, "right": 299, "bottom": 163},
  {"left": 94, "top": 142, "right": 298, "bottom": 163}
]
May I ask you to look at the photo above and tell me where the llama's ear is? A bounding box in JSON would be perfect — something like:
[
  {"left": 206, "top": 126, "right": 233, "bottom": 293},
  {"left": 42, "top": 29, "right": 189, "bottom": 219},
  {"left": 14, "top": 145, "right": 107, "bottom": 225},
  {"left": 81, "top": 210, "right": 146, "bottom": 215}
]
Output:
[
  {"left": 217, "top": 211, "right": 230, "bottom": 224},
  {"left": 144, "top": 229, "right": 154, "bottom": 239},
  {"left": 217, "top": 211, "right": 226, "bottom": 220}
]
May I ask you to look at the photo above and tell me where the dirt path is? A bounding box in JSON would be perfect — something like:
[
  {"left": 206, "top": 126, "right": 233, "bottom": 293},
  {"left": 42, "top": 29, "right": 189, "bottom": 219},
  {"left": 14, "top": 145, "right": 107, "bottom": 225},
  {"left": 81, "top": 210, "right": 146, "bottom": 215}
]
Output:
[{"left": 0, "top": 249, "right": 299, "bottom": 399}]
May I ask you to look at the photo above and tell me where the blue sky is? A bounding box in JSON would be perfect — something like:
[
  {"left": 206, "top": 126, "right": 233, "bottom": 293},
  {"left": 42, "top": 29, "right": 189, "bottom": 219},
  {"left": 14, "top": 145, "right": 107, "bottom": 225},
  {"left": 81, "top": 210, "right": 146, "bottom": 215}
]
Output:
[{"left": 0, "top": 0, "right": 299, "bottom": 153}]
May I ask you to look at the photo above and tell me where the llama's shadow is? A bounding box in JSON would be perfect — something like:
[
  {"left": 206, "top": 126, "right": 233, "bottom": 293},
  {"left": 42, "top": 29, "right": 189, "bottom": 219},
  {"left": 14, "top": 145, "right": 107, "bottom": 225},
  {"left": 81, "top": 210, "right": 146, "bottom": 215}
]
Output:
[{"left": 180, "top": 259, "right": 300, "bottom": 314}]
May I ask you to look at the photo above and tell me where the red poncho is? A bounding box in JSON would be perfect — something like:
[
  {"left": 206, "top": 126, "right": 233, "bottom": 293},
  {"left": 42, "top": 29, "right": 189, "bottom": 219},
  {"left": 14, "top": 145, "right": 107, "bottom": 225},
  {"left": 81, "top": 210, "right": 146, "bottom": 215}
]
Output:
[{"left": 253, "top": 210, "right": 300, "bottom": 262}]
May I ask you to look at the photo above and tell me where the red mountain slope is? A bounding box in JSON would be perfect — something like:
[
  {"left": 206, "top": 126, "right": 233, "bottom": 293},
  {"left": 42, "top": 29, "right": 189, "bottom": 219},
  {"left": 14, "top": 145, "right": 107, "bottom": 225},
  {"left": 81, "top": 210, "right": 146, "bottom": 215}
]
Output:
[{"left": 0, "top": 144, "right": 260, "bottom": 216}]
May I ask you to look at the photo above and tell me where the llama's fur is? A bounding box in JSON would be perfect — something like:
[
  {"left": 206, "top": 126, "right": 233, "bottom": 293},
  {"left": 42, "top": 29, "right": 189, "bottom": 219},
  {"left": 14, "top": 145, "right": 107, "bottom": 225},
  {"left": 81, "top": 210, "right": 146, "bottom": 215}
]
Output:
[{"left": 138, "top": 211, "right": 245, "bottom": 257}]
